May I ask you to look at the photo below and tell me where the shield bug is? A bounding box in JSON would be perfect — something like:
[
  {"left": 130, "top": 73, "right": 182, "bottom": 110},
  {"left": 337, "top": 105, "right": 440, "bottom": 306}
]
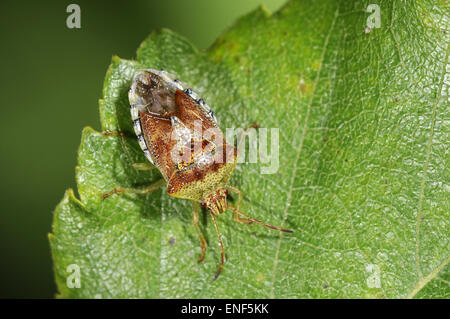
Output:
[{"left": 103, "top": 69, "right": 293, "bottom": 279}]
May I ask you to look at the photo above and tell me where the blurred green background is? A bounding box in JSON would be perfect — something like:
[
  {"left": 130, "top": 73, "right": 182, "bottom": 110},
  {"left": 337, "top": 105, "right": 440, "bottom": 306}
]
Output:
[{"left": 0, "top": 0, "right": 287, "bottom": 298}]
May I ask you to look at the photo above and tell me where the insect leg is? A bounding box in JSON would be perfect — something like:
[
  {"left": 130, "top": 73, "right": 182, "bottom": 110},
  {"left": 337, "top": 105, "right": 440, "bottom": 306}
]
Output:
[
  {"left": 192, "top": 202, "right": 207, "bottom": 263},
  {"left": 102, "top": 178, "right": 165, "bottom": 200},
  {"left": 226, "top": 185, "right": 242, "bottom": 207},
  {"left": 237, "top": 122, "right": 260, "bottom": 150},
  {"left": 227, "top": 204, "right": 293, "bottom": 233},
  {"left": 131, "top": 162, "right": 156, "bottom": 171},
  {"left": 226, "top": 185, "right": 253, "bottom": 225},
  {"left": 209, "top": 212, "right": 225, "bottom": 280}
]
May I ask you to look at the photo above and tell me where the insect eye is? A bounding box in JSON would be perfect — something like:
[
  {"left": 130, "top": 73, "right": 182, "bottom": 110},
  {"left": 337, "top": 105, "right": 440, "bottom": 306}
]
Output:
[
  {"left": 224, "top": 189, "right": 229, "bottom": 196},
  {"left": 201, "top": 202, "right": 207, "bottom": 208}
]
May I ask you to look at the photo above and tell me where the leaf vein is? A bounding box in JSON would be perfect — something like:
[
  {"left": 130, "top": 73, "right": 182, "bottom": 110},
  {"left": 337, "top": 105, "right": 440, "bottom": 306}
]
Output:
[
  {"left": 268, "top": 6, "right": 340, "bottom": 299},
  {"left": 414, "top": 42, "right": 448, "bottom": 280}
]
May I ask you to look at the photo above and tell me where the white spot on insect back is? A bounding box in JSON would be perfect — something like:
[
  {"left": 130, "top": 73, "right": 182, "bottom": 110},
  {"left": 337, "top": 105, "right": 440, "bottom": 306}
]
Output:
[
  {"left": 196, "top": 152, "right": 214, "bottom": 167},
  {"left": 171, "top": 116, "right": 192, "bottom": 148},
  {"left": 170, "top": 116, "right": 216, "bottom": 169}
]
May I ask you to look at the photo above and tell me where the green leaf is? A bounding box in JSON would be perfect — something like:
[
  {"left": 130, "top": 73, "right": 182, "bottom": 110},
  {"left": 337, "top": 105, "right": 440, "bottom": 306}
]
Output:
[{"left": 50, "top": 0, "right": 449, "bottom": 298}]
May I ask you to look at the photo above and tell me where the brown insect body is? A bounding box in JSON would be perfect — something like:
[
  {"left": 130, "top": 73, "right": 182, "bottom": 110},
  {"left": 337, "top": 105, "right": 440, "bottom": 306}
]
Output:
[
  {"left": 129, "top": 70, "right": 236, "bottom": 213},
  {"left": 118, "top": 69, "right": 292, "bottom": 279}
]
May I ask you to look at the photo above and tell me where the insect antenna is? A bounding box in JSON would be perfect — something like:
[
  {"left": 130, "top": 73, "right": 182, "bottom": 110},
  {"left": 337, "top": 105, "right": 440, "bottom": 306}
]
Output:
[
  {"left": 209, "top": 212, "right": 225, "bottom": 280},
  {"left": 228, "top": 205, "right": 293, "bottom": 233}
]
